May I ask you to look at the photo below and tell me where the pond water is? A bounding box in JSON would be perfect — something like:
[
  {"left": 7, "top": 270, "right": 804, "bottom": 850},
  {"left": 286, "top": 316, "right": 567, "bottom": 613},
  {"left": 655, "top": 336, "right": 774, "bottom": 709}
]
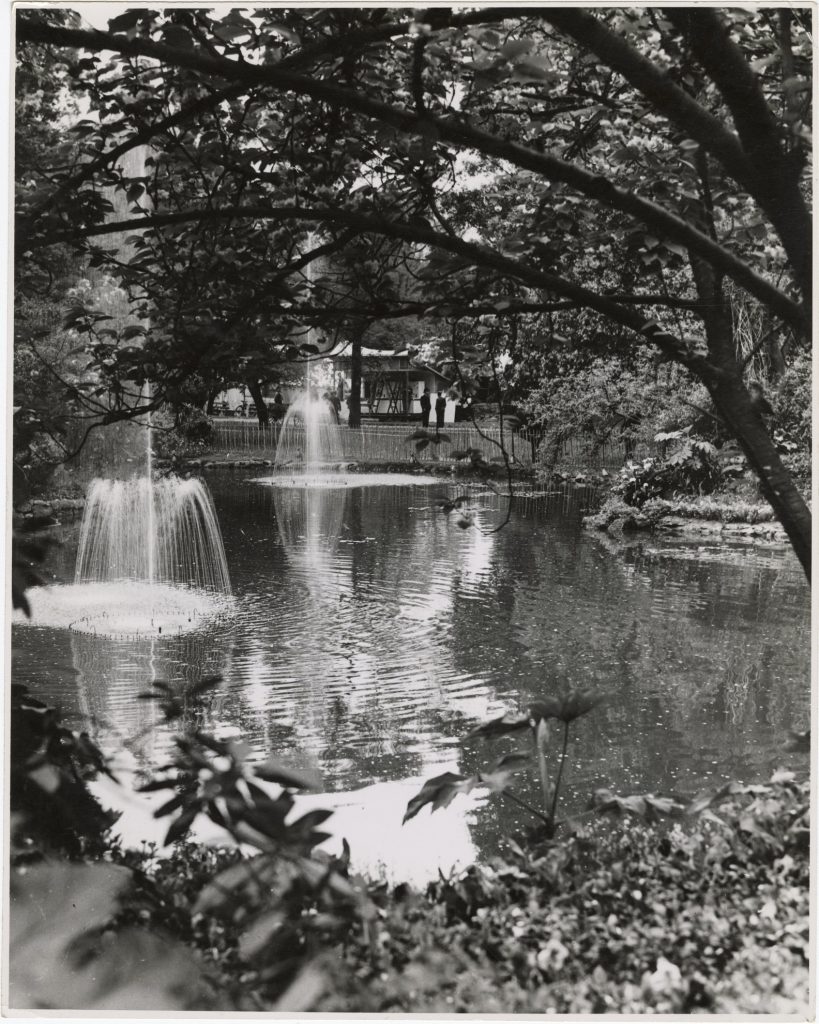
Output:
[{"left": 14, "top": 472, "right": 810, "bottom": 883}]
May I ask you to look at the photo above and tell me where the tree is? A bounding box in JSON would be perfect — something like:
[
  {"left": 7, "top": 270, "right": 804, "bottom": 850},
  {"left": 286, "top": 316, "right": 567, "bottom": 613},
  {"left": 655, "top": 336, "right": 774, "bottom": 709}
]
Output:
[{"left": 15, "top": 8, "right": 811, "bottom": 576}]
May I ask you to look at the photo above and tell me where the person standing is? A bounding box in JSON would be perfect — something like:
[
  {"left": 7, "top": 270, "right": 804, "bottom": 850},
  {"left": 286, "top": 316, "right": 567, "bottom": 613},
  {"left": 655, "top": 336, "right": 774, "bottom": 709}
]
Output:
[
  {"left": 435, "top": 391, "right": 446, "bottom": 430},
  {"left": 420, "top": 387, "right": 431, "bottom": 428}
]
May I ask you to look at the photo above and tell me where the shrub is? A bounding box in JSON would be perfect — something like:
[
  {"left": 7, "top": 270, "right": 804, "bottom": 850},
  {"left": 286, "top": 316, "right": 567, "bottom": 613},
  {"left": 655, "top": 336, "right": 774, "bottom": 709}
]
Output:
[
  {"left": 614, "top": 431, "right": 722, "bottom": 508},
  {"left": 321, "top": 773, "right": 809, "bottom": 1015}
]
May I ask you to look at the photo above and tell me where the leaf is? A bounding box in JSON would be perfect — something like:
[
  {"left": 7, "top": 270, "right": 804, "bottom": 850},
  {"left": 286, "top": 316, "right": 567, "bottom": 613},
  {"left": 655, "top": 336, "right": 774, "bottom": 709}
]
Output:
[
  {"left": 28, "top": 764, "right": 61, "bottom": 794},
  {"left": 287, "top": 807, "right": 334, "bottom": 833},
  {"left": 214, "top": 21, "right": 252, "bottom": 42},
  {"left": 252, "top": 760, "right": 321, "bottom": 790},
  {"left": 500, "top": 38, "right": 534, "bottom": 59},
  {"left": 415, "top": 439, "right": 430, "bottom": 452},
  {"left": 193, "top": 857, "right": 281, "bottom": 915},
  {"left": 164, "top": 805, "right": 198, "bottom": 845},
  {"left": 238, "top": 909, "right": 286, "bottom": 961},
  {"left": 591, "top": 789, "right": 685, "bottom": 820},
  {"left": 403, "top": 772, "right": 477, "bottom": 823},
  {"left": 68, "top": 927, "right": 208, "bottom": 1010},
  {"left": 153, "top": 793, "right": 184, "bottom": 818},
  {"left": 271, "top": 960, "right": 326, "bottom": 1013},
  {"left": 10, "top": 862, "right": 131, "bottom": 1007},
  {"left": 466, "top": 713, "right": 530, "bottom": 740},
  {"left": 121, "top": 324, "right": 146, "bottom": 340},
  {"left": 263, "top": 22, "right": 301, "bottom": 44},
  {"left": 530, "top": 689, "right": 606, "bottom": 724},
  {"left": 161, "top": 24, "right": 194, "bottom": 49},
  {"left": 108, "top": 10, "right": 145, "bottom": 32},
  {"left": 478, "top": 752, "right": 529, "bottom": 792}
]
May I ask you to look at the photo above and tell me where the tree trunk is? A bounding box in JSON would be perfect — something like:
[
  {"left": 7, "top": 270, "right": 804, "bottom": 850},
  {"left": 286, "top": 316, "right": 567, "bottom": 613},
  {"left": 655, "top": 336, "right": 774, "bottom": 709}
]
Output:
[
  {"left": 348, "top": 335, "right": 362, "bottom": 429},
  {"left": 708, "top": 372, "right": 810, "bottom": 579},
  {"left": 246, "top": 379, "right": 270, "bottom": 426},
  {"left": 206, "top": 388, "right": 219, "bottom": 415},
  {"left": 690, "top": 261, "right": 811, "bottom": 580}
]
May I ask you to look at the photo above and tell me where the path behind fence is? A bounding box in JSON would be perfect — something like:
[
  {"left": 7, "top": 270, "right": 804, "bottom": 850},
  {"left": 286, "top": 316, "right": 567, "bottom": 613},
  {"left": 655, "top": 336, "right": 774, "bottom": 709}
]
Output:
[{"left": 209, "top": 419, "right": 634, "bottom": 470}]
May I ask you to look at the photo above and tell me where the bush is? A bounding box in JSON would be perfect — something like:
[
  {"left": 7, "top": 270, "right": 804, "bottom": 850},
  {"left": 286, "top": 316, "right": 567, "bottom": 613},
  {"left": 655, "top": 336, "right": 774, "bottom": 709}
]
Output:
[
  {"left": 320, "top": 773, "right": 809, "bottom": 1014},
  {"left": 613, "top": 431, "right": 722, "bottom": 508}
]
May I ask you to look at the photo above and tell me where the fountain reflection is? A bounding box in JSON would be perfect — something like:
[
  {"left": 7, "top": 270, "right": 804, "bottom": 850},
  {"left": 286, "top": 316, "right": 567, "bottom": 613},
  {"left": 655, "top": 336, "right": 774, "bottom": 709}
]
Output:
[
  {"left": 70, "top": 627, "right": 233, "bottom": 768},
  {"left": 273, "top": 482, "right": 347, "bottom": 591}
]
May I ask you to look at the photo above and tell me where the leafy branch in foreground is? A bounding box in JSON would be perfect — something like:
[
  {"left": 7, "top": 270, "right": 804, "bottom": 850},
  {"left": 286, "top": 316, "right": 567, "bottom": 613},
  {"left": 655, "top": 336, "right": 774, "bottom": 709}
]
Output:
[
  {"left": 136, "top": 680, "right": 378, "bottom": 988},
  {"left": 403, "top": 689, "right": 606, "bottom": 838}
]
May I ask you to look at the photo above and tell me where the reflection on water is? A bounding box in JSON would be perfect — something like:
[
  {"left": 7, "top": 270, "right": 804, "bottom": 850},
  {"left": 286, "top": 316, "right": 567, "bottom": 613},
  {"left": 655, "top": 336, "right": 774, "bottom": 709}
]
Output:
[
  {"left": 12, "top": 474, "right": 810, "bottom": 881},
  {"left": 15, "top": 623, "right": 233, "bottom": 768},
  {"left": 273, "top": 483, "right": 347, "bottom": 597}
]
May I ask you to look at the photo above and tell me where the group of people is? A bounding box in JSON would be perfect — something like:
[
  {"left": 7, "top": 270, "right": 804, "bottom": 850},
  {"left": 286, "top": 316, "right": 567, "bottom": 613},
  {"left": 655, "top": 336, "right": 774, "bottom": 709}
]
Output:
[
  {"left": 419, "top": 387, "right": 447, "bottom": 430},
  {"left": 273, "top": 384, "right": 449, "bottom": 427}
]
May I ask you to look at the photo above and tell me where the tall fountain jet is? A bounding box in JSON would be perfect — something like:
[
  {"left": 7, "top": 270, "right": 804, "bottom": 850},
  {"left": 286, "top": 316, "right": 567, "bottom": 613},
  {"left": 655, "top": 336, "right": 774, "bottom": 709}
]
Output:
[
  {"left": 53, "top": 145, "right": 233, "bottom": 633},
  {"left": 273, "top": 390, "right": 344, "bottom": 475},
  {"left": 273, "top": 232, "right": 344, "bottom": 476},
  {"left": 75, "top": 476, "right": 231, "bottom": 594}
]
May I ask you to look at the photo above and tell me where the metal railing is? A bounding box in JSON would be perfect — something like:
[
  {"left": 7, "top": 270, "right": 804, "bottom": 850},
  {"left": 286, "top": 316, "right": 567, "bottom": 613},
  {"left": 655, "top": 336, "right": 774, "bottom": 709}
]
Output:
[{"left": 207, "top": 418, "right": 636, "bottom": 469}]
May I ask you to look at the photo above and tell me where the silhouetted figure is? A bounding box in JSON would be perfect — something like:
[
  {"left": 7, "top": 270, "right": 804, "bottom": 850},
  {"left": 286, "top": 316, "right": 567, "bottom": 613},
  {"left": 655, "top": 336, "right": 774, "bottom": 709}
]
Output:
[
  {"left": 435, "top": 392, "right": 447, "bottom": 430},
  {"left": 420, "top": 387, "right": 431, "bottom": 428}
]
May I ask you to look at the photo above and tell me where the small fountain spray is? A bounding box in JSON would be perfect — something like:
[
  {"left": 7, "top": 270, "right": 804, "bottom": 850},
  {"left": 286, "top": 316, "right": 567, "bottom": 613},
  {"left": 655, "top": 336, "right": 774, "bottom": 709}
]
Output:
[{"left": 273, "top": 234, "right": 344, "bottom": 479}]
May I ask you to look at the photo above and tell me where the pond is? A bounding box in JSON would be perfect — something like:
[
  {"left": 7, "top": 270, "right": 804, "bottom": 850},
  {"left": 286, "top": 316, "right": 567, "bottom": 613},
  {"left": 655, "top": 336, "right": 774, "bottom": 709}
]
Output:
[{"left": 13, "top": 471, "right": 810, "bottom": 884}]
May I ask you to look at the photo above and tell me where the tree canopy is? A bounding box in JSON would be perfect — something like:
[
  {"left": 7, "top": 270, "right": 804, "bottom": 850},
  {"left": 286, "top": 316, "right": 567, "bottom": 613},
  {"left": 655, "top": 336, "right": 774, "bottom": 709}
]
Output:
[{"left": 15, "top": 6, "right": 812, "bottom": 575}]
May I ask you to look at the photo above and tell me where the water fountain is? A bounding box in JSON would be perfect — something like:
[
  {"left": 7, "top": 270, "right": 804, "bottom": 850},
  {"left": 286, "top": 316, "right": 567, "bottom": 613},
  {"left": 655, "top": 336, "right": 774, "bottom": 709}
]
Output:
[
  {"left": 19, "top": 471, "right": 233, "bottom": 640},
  {"left": 76, "top": 476, "right": 231, "bottom": 592},
  {"left": 273, "top": 388, "right": 345, "bottom": 480}
]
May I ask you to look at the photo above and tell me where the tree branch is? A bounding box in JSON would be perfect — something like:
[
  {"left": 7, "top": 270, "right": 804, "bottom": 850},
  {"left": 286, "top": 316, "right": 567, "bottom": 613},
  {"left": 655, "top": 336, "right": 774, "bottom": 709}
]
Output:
[
  {"left": 17, "top": 18, "right": 806, "bottom": 335},
  {"left": 542, "top": 9, "right": 755, "bottom": 188},
  {"left": 663, "top": 8, "right": 811, "bottom": 304},
  {"left": 46, "top": 202, "right": 725, "bottom": 374}
]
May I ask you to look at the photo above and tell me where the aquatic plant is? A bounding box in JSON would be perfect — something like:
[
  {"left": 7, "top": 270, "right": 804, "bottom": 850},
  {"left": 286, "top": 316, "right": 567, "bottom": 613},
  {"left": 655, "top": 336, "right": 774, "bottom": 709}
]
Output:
[{"left": 403, "top": 689, "right": 606, "bottom": 839}]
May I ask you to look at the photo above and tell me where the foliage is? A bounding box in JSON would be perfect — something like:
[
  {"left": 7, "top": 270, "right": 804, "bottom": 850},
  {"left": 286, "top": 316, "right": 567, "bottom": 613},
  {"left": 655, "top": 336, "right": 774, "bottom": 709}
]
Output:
[
  {"left": 405, "top": 690, "right": 606, "bottom": 839},
  {"left": 772, "top": 352, "right": 811, "bottom": 448},
  {"left": 523, "top": 353, "right": 711, "bottom": 470},
  {"left": 13, "top": 9, "right": 813, "bottom": 580},
  {"left": 614, "top": 430, "right": 722, "bottom": 508},
  {"left": 131, "top": 680, "right": 376, "bottom": 1002},
  {"left": 151, "top": 407, "right": 213, "bottom": 463},
  {"left": 9, "top": 860, "right": 217, "bottom": 1010},
  {"left": 9, "top": 537, "right": 810, "bottom": 1012},
  {"left": 321, "top": 773, "right": 809, "bottom": 1014},
  {"left": 10, "top": 684, "right": 116, "bottom": 859},
  {"left": 770, "top": 353, "right": 812, "bottom": 487}
]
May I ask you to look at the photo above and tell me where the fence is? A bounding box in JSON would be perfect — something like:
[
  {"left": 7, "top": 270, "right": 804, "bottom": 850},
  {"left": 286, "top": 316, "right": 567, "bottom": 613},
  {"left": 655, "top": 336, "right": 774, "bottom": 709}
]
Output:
[{"left": 207, "top": 418, "right": 635, "bottom": 470}]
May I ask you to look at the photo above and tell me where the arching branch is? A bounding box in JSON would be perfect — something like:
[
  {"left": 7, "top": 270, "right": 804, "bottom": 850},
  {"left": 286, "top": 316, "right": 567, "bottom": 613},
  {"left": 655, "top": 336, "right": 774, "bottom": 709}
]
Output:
[
  {"left": 17, "top": 18, "right": 806, "bottom": 335},
  {"left": 664, "top": 7, "right": 811, "bottom": 302},
  {"left": 545, "top": 7, "right": 811, "bottom": 308},
  {"left": 47, "top": 202, "right": 724, "bottom": 373}
]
